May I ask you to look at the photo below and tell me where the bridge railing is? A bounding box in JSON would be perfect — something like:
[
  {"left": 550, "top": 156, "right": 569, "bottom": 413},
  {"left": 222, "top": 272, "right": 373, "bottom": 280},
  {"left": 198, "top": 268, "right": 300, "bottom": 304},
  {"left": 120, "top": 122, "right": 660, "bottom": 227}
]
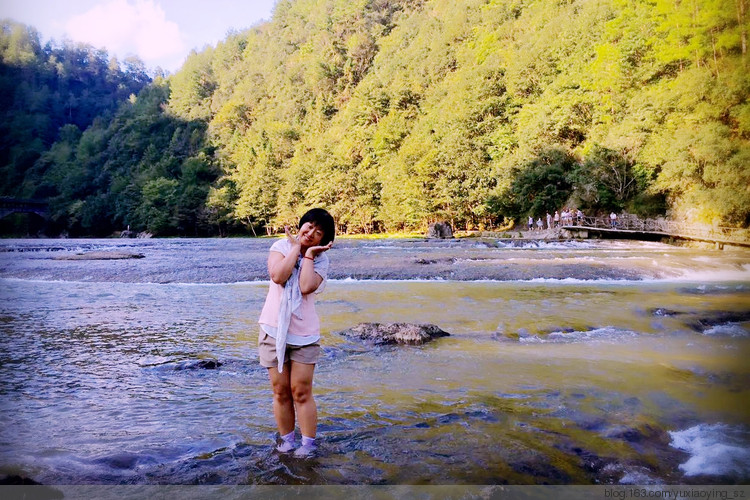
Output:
[{"left": 574, "top": 215, "right": 750, "bottom": 243}]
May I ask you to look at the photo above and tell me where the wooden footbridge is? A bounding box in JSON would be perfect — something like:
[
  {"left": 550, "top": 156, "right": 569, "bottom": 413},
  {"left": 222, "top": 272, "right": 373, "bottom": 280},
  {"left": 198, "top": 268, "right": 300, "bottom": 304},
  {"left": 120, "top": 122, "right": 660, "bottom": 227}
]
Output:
[{"left": 562, "top": 215, "right": 750, "bottom": 249}]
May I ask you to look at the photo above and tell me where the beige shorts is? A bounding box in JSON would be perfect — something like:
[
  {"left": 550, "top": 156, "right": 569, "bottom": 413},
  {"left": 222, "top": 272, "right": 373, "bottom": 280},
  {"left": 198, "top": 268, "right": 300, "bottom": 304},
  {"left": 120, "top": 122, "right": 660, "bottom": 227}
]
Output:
[{"left": 258, "top": 330, "right": 321, "bottom": 368}]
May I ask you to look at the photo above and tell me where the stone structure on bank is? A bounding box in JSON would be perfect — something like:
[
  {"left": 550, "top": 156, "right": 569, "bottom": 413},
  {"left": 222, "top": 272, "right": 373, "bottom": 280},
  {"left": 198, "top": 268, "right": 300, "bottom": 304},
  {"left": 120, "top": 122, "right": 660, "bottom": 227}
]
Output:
[{"left": 427, "top": 222, "right": 453, "bottom": 239}]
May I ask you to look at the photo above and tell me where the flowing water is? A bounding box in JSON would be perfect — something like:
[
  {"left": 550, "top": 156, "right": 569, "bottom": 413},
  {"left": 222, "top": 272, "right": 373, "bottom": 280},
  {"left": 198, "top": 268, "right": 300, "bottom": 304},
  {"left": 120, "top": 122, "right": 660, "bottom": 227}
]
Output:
[{"left": 0, "top": 238, "right": 749, "bottom": 485}]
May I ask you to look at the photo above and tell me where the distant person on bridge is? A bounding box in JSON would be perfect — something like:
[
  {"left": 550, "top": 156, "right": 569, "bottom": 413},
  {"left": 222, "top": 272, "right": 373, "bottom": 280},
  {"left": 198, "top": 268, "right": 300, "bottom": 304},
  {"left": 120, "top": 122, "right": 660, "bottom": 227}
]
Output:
[
  {"left": 546, "top": 212, "right": 552, "bottom": 230},
  {"left": 528, "top": 216, "right": 534, "bottom": 231},
  {"left": 610, "top": 212, "right": 618, "bottom": 228},
  {"left": 554, "top": 211, "right": 560, "bottom": 228},
  {"left": 576, "top": 209, "right": 583, "bottom": 225}
]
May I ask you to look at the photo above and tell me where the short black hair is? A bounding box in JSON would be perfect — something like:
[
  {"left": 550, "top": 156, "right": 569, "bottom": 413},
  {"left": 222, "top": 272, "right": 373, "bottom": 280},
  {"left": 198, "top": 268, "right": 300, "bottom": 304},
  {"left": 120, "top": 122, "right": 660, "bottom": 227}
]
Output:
[{"left": 299, "top": 208, "right": 335, "bottom": 245}]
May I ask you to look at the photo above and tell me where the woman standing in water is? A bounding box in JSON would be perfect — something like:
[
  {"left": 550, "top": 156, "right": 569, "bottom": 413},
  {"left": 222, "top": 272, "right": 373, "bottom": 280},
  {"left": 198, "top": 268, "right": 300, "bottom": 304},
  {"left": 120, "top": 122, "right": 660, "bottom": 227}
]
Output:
[{"left": 257, "top": 208, "right": 335, "bottom": 457}]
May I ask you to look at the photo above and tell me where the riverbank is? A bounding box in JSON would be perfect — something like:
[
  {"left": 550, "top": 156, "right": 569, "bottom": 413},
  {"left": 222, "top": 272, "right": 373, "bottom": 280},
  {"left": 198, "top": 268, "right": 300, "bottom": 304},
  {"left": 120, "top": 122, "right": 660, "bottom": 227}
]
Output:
[{"left": 1, "top": 226, "right": 572, "bottom": 242}]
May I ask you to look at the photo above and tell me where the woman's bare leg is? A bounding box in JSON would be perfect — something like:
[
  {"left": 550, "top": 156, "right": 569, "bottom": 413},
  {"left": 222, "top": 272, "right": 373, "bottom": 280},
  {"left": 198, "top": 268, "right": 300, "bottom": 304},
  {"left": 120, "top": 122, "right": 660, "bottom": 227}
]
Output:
[
  {"left": 267, "top": 363, "right": 294, "bottom": 435},
  {"left": 290, "top": 361, "right": 316, "bottom": 438}
]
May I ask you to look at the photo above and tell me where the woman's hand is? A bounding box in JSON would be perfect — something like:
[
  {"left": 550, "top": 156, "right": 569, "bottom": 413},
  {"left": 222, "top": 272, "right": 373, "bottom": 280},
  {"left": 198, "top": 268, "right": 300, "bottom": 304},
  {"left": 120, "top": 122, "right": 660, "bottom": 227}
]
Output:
[
  {"left": 305, "top": 241, "right": 333, "bottom": 259},
  {"left": 268, "top": 226, "right": 302, "bottom": 285},
  {"left": 285, "top": 226, "right": 301, "bottom": 250}
]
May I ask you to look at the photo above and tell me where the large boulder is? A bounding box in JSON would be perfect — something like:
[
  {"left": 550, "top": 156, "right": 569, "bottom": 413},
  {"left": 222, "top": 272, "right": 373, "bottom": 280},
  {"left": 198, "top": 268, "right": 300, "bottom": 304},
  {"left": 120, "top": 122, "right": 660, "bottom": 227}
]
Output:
[
  {"left": 337, "top": 322, "right": 450, "bottom": 345},
  {"left": 427, "top": 221, "right": 453, "bottom": 239}
]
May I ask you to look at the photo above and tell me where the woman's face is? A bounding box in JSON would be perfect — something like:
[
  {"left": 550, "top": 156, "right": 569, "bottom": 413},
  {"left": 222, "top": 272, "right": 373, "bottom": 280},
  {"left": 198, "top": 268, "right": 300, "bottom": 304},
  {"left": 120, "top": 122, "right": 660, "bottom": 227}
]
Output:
[{"left": 298, "top": 222, "right": 324, "bottom": 247}]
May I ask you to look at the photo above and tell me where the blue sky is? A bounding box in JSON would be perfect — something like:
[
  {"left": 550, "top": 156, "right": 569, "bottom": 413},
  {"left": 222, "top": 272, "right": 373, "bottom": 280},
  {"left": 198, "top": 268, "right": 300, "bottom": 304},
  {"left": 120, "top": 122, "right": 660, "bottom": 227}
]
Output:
[{"left": 2, "top": 0, "right": 278, "bottom": 73}]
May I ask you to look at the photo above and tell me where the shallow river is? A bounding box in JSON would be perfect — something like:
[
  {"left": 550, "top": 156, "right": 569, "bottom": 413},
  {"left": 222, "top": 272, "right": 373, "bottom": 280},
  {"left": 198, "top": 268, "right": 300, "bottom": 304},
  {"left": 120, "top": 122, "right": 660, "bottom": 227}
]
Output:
[{"left": 0, "top": 238, "right": 749, "bottom": 485}]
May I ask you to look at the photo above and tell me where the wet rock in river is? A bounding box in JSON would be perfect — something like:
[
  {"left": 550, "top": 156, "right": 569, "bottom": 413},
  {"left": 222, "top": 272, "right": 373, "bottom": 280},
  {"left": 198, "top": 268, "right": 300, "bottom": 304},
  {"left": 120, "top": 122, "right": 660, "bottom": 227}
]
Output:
[
  {"left": 194, "top": 359, "right": 222, "bottom": 369},
  {"left": 174, "top": 359, "right": 222, "bottom": 370},
  {"left": 495, "top": 325, "right": 583, "bottom": 341},
  {"left": 604, "top": 425, "right": 652, "bottom": 443},
  {"left": 414, "top": 257, "right": 455, "bottom": 265},
  {"left": 602, "top": 422, "right": 672, "bottom": 452},
  {"left": 509, "top": 455, "right": 573, "bottom": 483},
  {"left": 55, "top": 251, "right": 145, "bottom": 260},
  {"left": 540, "top": 326, "right": 577, "bottom": 335},
  {"left": 569, "top": 446, "right": 614, "bottom": 477},
  {"left": 516, "top": 328, "right": 530, "bottom": 339},
  {"left": 337, "top": 322, "right": 450, "bottom": 345},
  {"left": 94, "top": 452, "right": 141, "bottom": 470},
  {"left": 685, "top": 310, "right": 750, "bottom": 332},
  {"left": 649, "top": 308, "right": 685, "bottom": 317}
]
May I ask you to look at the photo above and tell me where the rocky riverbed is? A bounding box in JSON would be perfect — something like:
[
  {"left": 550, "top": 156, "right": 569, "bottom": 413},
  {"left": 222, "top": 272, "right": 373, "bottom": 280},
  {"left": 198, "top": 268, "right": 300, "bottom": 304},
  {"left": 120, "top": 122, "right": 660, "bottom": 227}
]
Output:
[{"left": 4, "top": 236, "right": 745, "bottom": 283}]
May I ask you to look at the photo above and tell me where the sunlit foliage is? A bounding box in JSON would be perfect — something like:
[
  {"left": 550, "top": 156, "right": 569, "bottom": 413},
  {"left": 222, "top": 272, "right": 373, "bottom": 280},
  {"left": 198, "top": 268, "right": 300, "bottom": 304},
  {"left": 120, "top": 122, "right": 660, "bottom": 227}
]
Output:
[{"left": 4, "top": 0, "right": 749, "bottom": 235}]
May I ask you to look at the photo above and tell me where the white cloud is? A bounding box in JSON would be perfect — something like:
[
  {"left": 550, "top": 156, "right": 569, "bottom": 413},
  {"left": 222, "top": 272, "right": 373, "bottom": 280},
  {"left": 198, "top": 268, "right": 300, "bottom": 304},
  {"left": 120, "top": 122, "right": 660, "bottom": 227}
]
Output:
[{"left": 65, "top": 0, "right": 185, "bottom": 65}]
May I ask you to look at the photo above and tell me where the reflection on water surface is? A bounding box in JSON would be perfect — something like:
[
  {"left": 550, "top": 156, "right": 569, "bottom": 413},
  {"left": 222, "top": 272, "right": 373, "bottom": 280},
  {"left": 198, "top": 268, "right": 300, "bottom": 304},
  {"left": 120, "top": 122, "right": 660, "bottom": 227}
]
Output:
[{"left": 0, "top": 238, "right": 749, "bottom": 484}]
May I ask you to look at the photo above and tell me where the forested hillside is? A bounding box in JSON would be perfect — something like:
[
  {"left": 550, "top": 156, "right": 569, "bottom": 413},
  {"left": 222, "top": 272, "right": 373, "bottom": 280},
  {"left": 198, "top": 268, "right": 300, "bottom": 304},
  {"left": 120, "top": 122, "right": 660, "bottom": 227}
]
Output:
[
  {"left": 0, "top": 20, "right": 151, "bottom": 194},
  {"left": 3, "top": 0, "right": 749, "bottom": 236}
]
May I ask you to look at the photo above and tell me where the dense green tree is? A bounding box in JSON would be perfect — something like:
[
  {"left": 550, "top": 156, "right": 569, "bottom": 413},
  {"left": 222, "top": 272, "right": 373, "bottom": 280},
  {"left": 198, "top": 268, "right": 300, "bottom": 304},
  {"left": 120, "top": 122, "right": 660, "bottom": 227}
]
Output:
[
  {"left": 487, "top": 149, "right": 577, "bottom": 222},
  {"left": 3, "top": 0, "right": 748, "bottom": 236},
  {"left": 571, "top": 146, "right": 644, "bottom": 212},
  {"left": 0, "top": 19, "right": 151, "bottom": 202},
  {"left": 30, "top": 80, "right": 218, "bottom": 236}
]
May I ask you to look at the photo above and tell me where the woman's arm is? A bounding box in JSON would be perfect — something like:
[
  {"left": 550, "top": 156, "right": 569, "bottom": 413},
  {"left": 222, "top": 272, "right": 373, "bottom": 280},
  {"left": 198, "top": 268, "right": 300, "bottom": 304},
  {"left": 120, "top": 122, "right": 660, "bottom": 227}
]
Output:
[
  {"left": 268, "top": 227, "right": 301, "bottom": 285},
  {"left": 268, "top": 250, "right": 297, "bottom": 285},
  {"left": 299, "top": 243, "right": 332, "bottom": 294},
  {"left": 298, "top": 257, "right": 324, "bottom": 295}
]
